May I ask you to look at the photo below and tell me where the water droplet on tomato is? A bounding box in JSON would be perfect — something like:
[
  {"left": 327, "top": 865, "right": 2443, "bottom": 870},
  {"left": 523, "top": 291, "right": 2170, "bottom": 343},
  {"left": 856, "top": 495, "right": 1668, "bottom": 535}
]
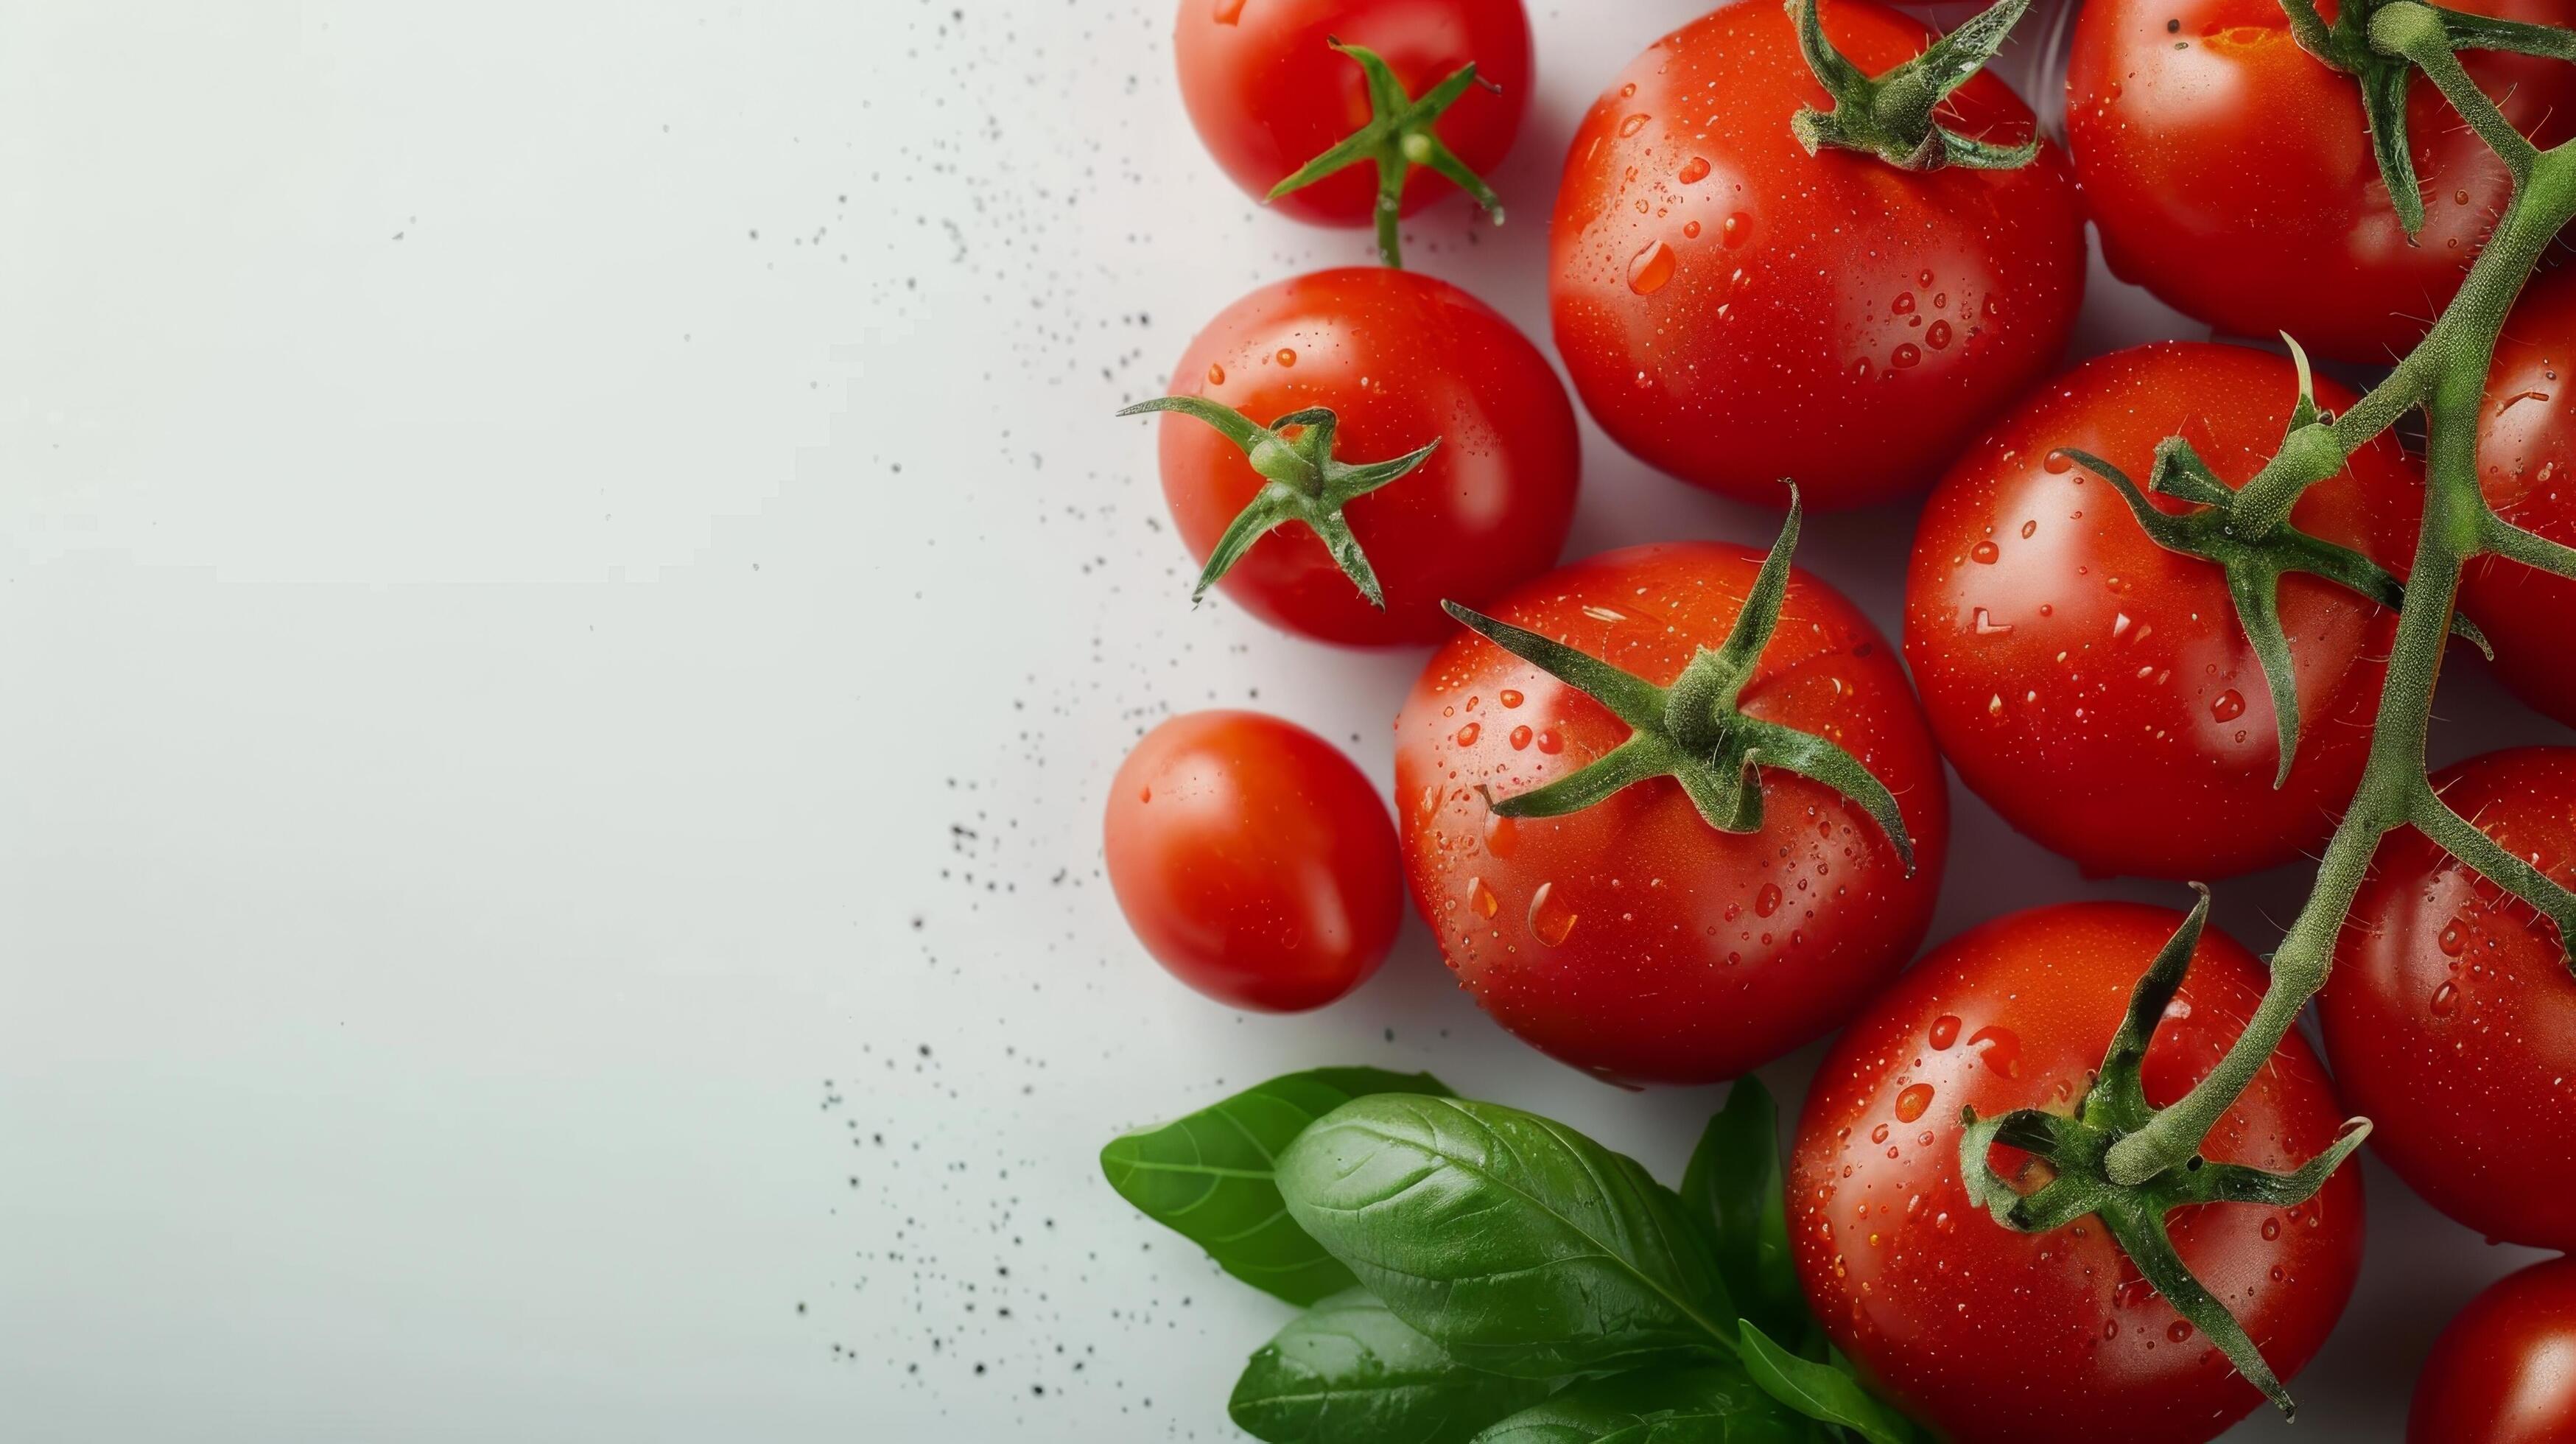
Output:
[
  {"left": 2167, "top": 1320, "right": 2194, "bottom": 1344},
  {"left": 2043, "top": 450, "right": 2074, "bottom": 474},
  {"left": 1529, "top": 882, "right": 1579, "bottom": 946},
  {"left": 1137, "top": 785, "right": 1151, "bottom": 803},
  {"left": 1682, "top": 220, "right": 1701, "bottom": 239},
  {"left": 1483, "top": 812, "right": 1518, "bottom": 860},
  {"left": 1970, "top": 540, "right": 2000, "bottom": 564},
  {"left": 1892, "top": 292, "right": 1917, "bottom": 315},
  {"left": 1274, "top": 347, "right": 1296, "bottom": 367},
  {"left": 1720, "top": 211, "right": 1752, "bottom": 248},
  {"left": 2261, "top": 1217, "right": 2282, "bottom": 1241},
  {"left": 1968, "top": 1025, "right": 2022, "bottom": 1077},
  {"left": 1755, "top": 883, "right": 1783, "bottom": 917},
  {"left": 1618, "top": 112, "right": 1651, "bottom": 137},
  {"left": 1537, "top": 729, "right": 1563, "bottom": 754},
  {"left": 2211, "top": 690, "right": 2245, "bottom": 723},
  {"left": 1929, "top": 1014, "right": 1962, "bottom": 1049},
  {"left": 1205, "top": 362, "right": 1224, "bottom": 385},
  {"left": 1467, "top": 877, "right": 1500, "bottom": 919},
  {"left": 1871, "top": 1122, "right": 1892, "bottom": 1144},
  {"left": 1498, "top": 690, "right": 1523, "bottom": 709},
  {"left": 1625, "top": 239, "right": 1678, "bottom": 295},
  {"left": 1677, "top": 155, "right": 1711, "bottom": 184},
  {"left": 1927, "top": 320, "right": 1953, "bottom": 349},
  {"left": 1455, "top": 722, "right": 1481, "bottom": 746},
  {"left": 2440, "top": 920, "right": 2468, "bottom": 956},
  {"left": 1509, "top": 724, "right": 1533, "bottom": 750},
  {"left": 2432, "top": 980, "right": 2461, "bottom": 1017},
  {"left": 1895, "top": 1083, "right": 1934, "bottom": 1123},
  {"left": 1892, "top": 343, "right": 1920, "bottom": 368}
]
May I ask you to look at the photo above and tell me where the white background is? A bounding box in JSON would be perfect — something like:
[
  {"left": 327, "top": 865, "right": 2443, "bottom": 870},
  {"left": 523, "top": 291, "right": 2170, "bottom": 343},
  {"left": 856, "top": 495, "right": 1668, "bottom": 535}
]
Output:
[{"left": 3, "top": 1, "right": 2564, "bottom": 1439}]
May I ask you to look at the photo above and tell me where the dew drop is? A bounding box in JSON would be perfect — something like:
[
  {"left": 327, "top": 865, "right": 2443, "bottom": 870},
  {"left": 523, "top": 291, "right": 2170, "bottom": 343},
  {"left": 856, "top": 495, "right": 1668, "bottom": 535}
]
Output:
[
  {"left": 1892, "top": 344, "right": 1920, "bottom": 368},
  {"left": 1509, "top": 724, "right": 1533, "bottom": 750},
  {"left": 1498, "top": 689, "right": 1524, "bottom": 709},
  {"left": 1454, "top": 722, "right": 1481, "bottom": 746},
  {"left": 1720, "top": 211, "right": 1752, "bottom": 248},
  {"left": 2211, "top": 690, "right": 2245, "bottom": 723},
  {"left": 1484, "top": 813, "right": 1519, "bottom": 861},
  {"left": 1929, "top": 1014, "right": 1962, "bottom": 1049},
  {"left": 1618, "top": 112, "right": 1651, "bottom": 138},
  {"left": 1895, "top": 1082, "right": 1935, "bottom": 1123},
  {"left": 1529, "top": 882, "right": 1579, "bottom": 947},
  {"left": 1205, "top": 362, "right": 1225, "bottom": 385},
  {"left": 1274, "top": 347, "right": 1296, "bottom": 367},
  {"left": 2043, "top": 450, "right": 2074, "bottom": 474},
  {"left": 1970, "top": 540, "right": 2001, "bottom": 564},
  {"left": 2432, "top": 980, "right": 2461, "bottom": 1017},
  {"left": 1755, "top": 883, "right": 1783, "bottom": 917},
  {"left": 1467, "top": 877, "right": 1500, "bottom": 920},
  {"left": 1627, "top": 240, "right": 1678, "bottom": 295},
  {"left": 1677, "top": 155, "right": 1711, "bottom": 184}
]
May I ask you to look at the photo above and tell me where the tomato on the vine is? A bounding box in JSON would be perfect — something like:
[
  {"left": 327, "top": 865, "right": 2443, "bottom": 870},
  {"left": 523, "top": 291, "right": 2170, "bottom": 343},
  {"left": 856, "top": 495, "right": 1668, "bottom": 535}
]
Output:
[
  {"left": 1137, "top": 267, "right": 1579, "bottom": 647},
  {"left": 1103, "top": 710, "right": 1403, "bottom": 1012},
  {"left": 1548, "top": 0, "right": 2083, "bottom": 508},
  {"left": 1393, "top": 540, "right": 1948, "bottom": 1087},
  {"left": 2463, "top": 267, "right": 2576, "bottom": 726},
  {"left": 2319, "top": 748, "right": 2576, "bottom": 1251},
  {"left": 2068, "top": 0, "right": 2576, "bottom": 364},
  {"left": 1791, "top": 902, "right": 2364, "bottom": 1444},
  {"left": 1173, "top": 0, "right": 1530, "bottom": 233},
  {"left": 1905, "top": 342, "right": 2416, "bottom": 880},
  {"left": 2407, "top": 1257, "right": 2576, "bottom": 1443}
]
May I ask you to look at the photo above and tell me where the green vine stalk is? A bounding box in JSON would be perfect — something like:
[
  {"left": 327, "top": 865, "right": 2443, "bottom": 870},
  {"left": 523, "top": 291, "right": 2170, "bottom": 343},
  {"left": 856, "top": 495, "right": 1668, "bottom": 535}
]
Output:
[{"left": 1963, "top": 0, "right": 2576, "bottom": 1415}]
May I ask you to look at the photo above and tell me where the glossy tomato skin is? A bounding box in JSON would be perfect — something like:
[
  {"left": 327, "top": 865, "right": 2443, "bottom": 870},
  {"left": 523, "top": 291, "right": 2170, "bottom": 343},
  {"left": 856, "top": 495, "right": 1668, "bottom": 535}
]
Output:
[
  {"left": 1792, "top": 902, "right": 2365, "bottom": 1444},
  {"left": 2319, "top": 749, "right": 2576, "bottom": 1250},
  {"left": 2408, "top": 1258, "right": 2576, "bottom": 1443},
  {"left": 1103, "top": 710, "right": 1403, "bottom": 1012},
  {"left": 1905, "top": 343, "right": 2414, "bottom": 880},
  {"left": 1548, "top": 0, "right": 2082, "bottom": 509},
  {"left": 2069, "top": 0, "right": 2576, "bottom": 365},
  {"left": 1157, "top": 268, "right": 1579, "bottom": 646},
  {"left": 1392, "top": 544, "right": 1948, "bottom": 1086},
  {"left": 1173, "top": 0, "right": 1531, "bottom": 227},
  {"left": 2465, "top": 268, "right": 2576, "bottom": 726}
]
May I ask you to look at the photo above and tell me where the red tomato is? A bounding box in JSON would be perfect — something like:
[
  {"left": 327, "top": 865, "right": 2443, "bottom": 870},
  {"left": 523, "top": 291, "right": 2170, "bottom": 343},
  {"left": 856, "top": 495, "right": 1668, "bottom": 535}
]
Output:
[
  {"left": 2068, "top": 0, "right": 2576, "bottom": 365},
  {"left": 1103, "top": 710, "right": 1403, "bottom": 1012},
  {"left": 1173, "top": 0, "right": 1530, "bottom": 228},
  {"left": 1791, "top": 902, "right": 2365, "bottom": 1444},
  {"left": 2319, "top": 748, "right": 2576, "bottom": 1250},
  {"left": 1151, "top": 267, "right": 1579, "bottom": 646},
  {"left": 2408, "top": 1258, "right": 2576, "bottom": 1444},
  {"left": 2465, "top": 267, "right": 2576, "bottom": 726},
  {"left": 1547, "top": 0, "right": 2083, "bottom": 509},
  {"left": 1904, "top": 343, "right": 2414, "bottom": 879},
  {"left": 1391, "top": 544, "right": 1948, "bottom": 1086}
]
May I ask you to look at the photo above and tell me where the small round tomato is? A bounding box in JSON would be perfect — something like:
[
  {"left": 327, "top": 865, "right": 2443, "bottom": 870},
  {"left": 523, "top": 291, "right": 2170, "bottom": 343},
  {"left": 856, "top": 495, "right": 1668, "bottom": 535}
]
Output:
[
  {"left": 1173, "top": 0, "right": 1530, "bottom": 228},
  {"left": 1905, "top": 342, "right": 2415, "bottom": 879},
  {"left": 1548, "top": 0, "right": 2083, "bottom": 509},
  {"left": 2068, "top": 0, "right": 2576, "bottom": 365},
  {"left": 1791, "top": 902, "right": 2365, "bottom": 1444},
  {"left": 1393, "top": 543, "right": 1948, "bottom": 1086},
  {"left": 1103, "top": 710, "right": 1403, "bottom": 1012},
  {"left": 2464, "top": 267, "right": 2576, "bottom": 727},
  {"left": 2408, "top": 1258, "right": 2576, "bottom": 1443},
  {"left": 2319, "top": 748, "right": 2576, "bottom": 1250},
  {"left": 1147, "top": 267, "right": 1579, "bottom": 646}
]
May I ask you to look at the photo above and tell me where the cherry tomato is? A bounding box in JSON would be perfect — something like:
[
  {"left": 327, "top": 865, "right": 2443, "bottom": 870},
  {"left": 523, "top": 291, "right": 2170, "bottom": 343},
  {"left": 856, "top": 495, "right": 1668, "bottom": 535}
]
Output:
[
  {"left": 2068, "top": 0, "right": 2576, "bottom": 365},
  {"left": 1391, "top": 543, "right": 1948, "bottom": 1086},
  {"left": 1103, "top": 710, "right": 1403, "bottom": 1012},
  {"left": 1150, "top": 267, "right": 1579, "bottom": 646},
  {"left": 1547, "top": 0, "right": 2083, "bottom": 509},
  {"left": 2463, "top": 267, "right": 2576, "bottom": 726},
  {"left": 2319, "top": 748, "right": 2576, "bottom": 1250},
  {"left": 1904, "top": 343, "right": 2415, "bottom": 879},
  {"left": 1173, "top": 0, "right": 1530, "bottom": 228},
  {"left": 1791, "top": 902, "right": 2365, "bottom": 1444},
  {"left": 2407, "top": 1257, "right": 2576, "bottom": 1444}
]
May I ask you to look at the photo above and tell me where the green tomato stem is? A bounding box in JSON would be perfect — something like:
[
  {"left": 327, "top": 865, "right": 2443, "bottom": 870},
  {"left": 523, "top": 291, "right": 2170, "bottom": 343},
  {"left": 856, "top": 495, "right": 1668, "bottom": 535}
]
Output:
[{"left": 2102, "top": 119, "right": 2576, "bottom": 1187}]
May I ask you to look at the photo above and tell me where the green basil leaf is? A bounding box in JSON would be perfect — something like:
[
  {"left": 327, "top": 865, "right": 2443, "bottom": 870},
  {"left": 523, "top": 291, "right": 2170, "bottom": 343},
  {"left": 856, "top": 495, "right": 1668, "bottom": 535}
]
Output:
[
  {"left": 1736, "top": 1320, "right": 1917, "bottom": 1444},
  {"left": 1101, "top": 1068, "right": 1453, "bottom": 1305},
  {"left": 1679, "top": 1076, "right": 1805, "bottom": 1339},
  {"left": 1469, "top": 1363, "right": 1813, "bottom": 1443},
  {"left": 1228, "top": 1289, "right": 1557, "bottom": 1444},
  {"left": 1277, "top": 1094, "right": 1733, "bottom": 1378}
]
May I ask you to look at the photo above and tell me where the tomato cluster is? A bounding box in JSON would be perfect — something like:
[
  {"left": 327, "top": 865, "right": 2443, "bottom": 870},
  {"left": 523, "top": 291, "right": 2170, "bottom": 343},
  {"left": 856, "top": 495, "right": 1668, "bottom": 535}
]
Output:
[{"left": 1099, "top": 1, "right": 2576, "bottom": 1440}]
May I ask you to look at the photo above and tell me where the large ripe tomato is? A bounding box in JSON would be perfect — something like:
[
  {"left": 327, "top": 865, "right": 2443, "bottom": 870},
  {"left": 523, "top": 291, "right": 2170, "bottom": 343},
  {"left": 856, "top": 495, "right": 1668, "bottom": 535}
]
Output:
[
  {"left": 2464, "top": 267, "right": 2576, "bottom": 727},
  {"left": 2319, "top": 748, "right": 2576, "bottom": 1250},
  {"left": 2068, "top": 0, "right": 2576, "bottom": 364},
  {"left": 1173, "top": 0, "right": 1530, "bottom": 228},
  {"left": 1391, "top": 543, "right": 1948, "bottom": 1086},
  {"left": 1791, "top": 902, "right": 2365, "bottom": 1444},
  {"left": 1904, "top": 343, "right": 2414, "bottom": 879},
  {"left": 1103, "top": 710, "right": 1403, "bottom": 1012},
  {"left": 1150, "top": 267, "right": 1579, "bottom": 646},
  {"left": 2408, "top": 1258, "right": 2576, "bottom": 1443},
  {"left": 1547, "top": 0, "right": 2083, "bottom": 509}
]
